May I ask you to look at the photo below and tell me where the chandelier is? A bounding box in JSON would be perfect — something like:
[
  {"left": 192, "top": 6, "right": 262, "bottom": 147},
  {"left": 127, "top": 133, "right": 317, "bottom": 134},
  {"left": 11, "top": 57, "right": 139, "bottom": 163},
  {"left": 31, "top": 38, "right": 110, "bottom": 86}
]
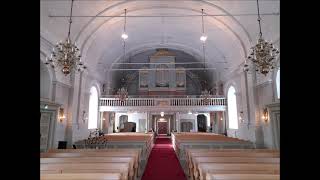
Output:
[
  {"left": 116, "top": 9, "right": 129, "bottom": 102},
  {"left": 45, "top": 0, "right": 86, "bottom": 76},
  {"left": 201, "top": 88, "right": 212, "bottom": 105},
  {"left": 244, "top": 0, "right": 279, "bottom": 76},
  {"left": 116, "top": 87, "right": 128, "bottom": 102}
]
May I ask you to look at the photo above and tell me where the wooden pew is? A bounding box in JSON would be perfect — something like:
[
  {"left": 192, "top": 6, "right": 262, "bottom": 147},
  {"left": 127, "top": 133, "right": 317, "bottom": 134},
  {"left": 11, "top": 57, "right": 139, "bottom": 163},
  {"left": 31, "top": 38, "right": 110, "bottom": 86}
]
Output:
[
  {"left": 192, "top": 157, "right": 279, "bottom": 179},
  {"left": 205, "top": 174, "right": 280, "bottom": 180},
  {"left": 41, "top": 157, "right": 135, "bottom": 178},
  {"left": 41, "top": 173, "right": 122, "bottom": 180},
  {"left": 74, "top": 133, "right": 154, "bottom": 172},
  {"left": 197, "top": 163, "right": 280, "bottom": 180},
  {"left": 186, "top": 150, "right": 279, "bottom": 177},
  {"left": 41, "top": 151, "right": 139, "bottom": 167},
  {"left": 41, "top": 163, "right": 130, "bottom": 180},
  {"left": 41, "top": 151, "right": 139, "bottom": 178},
  {"left": 171, "top": 133, "right": 255, "bottom": 161},
  {"left": 102, "top": 134, "right": 154, "bottom": 158},
  {"left": 186, "top": 149, "right": 278, "bottom": 166},
  {"left": 48, "top": 148, "right": 142, "bottom": 154},
  {"left": 188, "top": 151, "right": 279, "bottom": 169},
  {"left": 46, "top": 148, "right": 141, "bottom": 174}
]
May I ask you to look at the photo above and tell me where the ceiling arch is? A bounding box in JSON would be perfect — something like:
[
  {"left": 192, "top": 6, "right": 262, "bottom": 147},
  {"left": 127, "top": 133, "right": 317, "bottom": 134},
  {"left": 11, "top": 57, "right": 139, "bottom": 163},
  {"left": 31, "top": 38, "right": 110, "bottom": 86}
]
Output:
[
  {"left": 41, "top": 0, "right": 279, "bottom": 80},
  {"left": 76, "top": 4, "right": 252, "bottom": 69},
  {"left": 74, "top": 1, "right": 253, "bottom": 47},
  {"left": 81, "top": 9, "right": 249, "bottom": 76}
]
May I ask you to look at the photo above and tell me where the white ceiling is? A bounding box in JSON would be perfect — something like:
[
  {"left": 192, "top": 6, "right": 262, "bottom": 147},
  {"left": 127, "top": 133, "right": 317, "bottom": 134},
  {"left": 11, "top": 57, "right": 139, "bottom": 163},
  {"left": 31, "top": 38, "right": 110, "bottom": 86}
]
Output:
[{"left": 40, "top": 0, "right": 280, "bottom": 81}]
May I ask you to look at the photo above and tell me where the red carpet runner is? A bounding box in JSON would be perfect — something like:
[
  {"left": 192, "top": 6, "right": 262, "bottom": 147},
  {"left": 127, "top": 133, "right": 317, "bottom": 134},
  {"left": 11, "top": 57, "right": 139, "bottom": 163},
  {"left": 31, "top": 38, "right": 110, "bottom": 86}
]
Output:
[{"left": 142, "top": 137, "right": 187, "bottom": 180}]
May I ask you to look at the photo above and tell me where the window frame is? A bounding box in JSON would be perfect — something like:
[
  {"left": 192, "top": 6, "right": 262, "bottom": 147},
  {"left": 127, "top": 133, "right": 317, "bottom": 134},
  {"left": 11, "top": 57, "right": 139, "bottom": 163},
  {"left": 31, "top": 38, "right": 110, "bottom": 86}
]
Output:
[
  {"left": 88, "top": 86, "right": 99, "bottom": 129},
  {"left": 276, "top": 69, "right": 280, "bottom": 99},
  {"left": 227, "top": 86, "right": 239, "bottom": 130}
]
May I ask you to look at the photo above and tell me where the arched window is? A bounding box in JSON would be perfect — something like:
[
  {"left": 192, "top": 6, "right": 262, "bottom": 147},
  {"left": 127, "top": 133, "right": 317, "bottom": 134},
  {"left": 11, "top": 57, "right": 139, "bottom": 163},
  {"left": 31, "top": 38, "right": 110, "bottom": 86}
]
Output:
[
  {"left": 276, "top": 69, "right": 280, "bottom": 99},
  {"left": 227, "top": 86, "right": 238, "bottom": 129},
  {"left": 88, "top": 86, "right": 98, "bottom": 129}
]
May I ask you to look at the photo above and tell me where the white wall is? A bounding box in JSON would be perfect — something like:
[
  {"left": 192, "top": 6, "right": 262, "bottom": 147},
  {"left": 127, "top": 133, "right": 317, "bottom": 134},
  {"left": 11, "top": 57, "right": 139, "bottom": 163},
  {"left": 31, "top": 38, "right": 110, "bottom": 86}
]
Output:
[
  {"left": 224, "top": 70, "right": 253, "bottom": 141},
  {"left": 40, "top": 62, "right": 51, "bottom": 100},
  {"left": 223, "top": 64, "right": 280, "bottom": 148},
  {"left": 255, "top": 70, "right": 279, "bottom": 148},
  {"left": 52, "top": 81, "right": 70, "bottom": 148},
  {"left": 71, "top": 73, "right": 103, "bottom": 143},
  {"left": 178, "top": 113, "right": 197, "bottom": 132},
  {"left": 40, "top": 59, "right": 71, "bottom": 149},
  {"left": 176, "top": 113, "right": 210, "bottom": 132}
]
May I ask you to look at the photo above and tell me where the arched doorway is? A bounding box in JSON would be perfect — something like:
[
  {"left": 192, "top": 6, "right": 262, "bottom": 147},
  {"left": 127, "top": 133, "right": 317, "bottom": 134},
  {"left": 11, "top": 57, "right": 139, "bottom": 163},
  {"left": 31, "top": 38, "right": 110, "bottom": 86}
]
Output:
[{"left": 197, "top": 114, "right": 207, "bottom": 132}]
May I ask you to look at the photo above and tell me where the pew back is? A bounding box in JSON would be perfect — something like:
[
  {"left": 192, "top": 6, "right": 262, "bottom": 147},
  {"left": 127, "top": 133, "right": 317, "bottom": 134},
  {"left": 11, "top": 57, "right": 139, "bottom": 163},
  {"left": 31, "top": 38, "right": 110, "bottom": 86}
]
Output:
[
  {"left": 205, "top": 174, "right": 280, "bottom": 180},
  {"left": 41, "top": 173, "right": 122, "bottom": 180},
  {"left": 198, "top": 163, "right": 280, "bottom": 180},
  {"left": 41, "top": 163, "right": 130, "bottom": 180}
]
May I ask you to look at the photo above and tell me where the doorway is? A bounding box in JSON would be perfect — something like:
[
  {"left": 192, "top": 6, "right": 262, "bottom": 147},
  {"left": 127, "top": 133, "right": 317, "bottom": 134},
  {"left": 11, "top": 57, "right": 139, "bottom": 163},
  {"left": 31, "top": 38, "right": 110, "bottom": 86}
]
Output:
[
  {"left": 152, "top": 114, "right": 174, "bottom": 135},
  {"left": 197, "top": 114, "right": 207, "bottom": 132},
  {"left": 157, "top": 121, "right": 168, "bottom": 135}
]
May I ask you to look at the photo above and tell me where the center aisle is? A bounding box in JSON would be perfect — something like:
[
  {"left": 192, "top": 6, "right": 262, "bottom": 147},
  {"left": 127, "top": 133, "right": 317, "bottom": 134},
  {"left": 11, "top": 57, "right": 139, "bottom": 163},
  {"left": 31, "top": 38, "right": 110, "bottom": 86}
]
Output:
[{"left": 142, "top": 136, "right": 187, "bottom": 180}]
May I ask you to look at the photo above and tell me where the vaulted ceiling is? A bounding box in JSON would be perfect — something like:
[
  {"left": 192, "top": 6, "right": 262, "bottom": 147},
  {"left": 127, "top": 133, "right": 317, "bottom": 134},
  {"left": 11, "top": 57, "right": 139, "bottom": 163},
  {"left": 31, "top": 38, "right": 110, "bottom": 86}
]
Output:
[{"left": 40, "top": 0, "right": 280, "bottom": 81}]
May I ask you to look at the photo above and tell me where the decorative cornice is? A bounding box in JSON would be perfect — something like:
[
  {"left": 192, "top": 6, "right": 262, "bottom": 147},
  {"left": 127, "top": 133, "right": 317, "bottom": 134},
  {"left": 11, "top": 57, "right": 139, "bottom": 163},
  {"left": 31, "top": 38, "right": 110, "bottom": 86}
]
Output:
[
  {"left": 266, "top": 102, "right": 280, "bottom": 108},
  {"left": 53, "top": 80, "right": 72, "bottom": 88},
  {"left": 151, "top": 48, "right": 175, "bottom": 57},
  {"left": 255, "top": 80, "right": 272, "bottom": 88}
]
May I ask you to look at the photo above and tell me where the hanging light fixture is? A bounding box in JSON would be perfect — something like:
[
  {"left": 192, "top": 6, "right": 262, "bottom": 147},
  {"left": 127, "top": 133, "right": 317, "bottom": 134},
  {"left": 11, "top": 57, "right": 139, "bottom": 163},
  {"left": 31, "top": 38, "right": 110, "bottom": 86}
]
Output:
[
  {"left": 244, "top": 0, "right": 279, "bottom": 76},
  {"left": 199, "top": 9, "right": 212, "bottom": 105},
  {"left": 200, "top": 9, "right": 207, "bottom": 42},
  {"left": 45, "top": 0, "right": 86, "bottom": 76},
  {"left": 121, "top": 9, "right": 128, "bottom": 40},
  {"left": 116, "top": 9, "right": 129, "bottom": 102},
  {"left": 116, "top": 87, "right": 128, "bottom": 101}
]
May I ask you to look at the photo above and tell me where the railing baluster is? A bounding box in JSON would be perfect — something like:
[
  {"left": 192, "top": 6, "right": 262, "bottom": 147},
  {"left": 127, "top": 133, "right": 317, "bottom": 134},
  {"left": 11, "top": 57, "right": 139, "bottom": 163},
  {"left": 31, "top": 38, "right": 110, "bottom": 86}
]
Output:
[{"left": 99, "top": 97, "right": 227, "bottom": 111}]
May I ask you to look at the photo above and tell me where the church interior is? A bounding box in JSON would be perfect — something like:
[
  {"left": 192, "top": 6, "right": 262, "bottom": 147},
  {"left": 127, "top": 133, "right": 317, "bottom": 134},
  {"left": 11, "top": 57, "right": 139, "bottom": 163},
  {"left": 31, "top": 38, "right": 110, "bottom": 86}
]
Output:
[{"left": 40, "top": 0, "right": 280, "bottom": 179}]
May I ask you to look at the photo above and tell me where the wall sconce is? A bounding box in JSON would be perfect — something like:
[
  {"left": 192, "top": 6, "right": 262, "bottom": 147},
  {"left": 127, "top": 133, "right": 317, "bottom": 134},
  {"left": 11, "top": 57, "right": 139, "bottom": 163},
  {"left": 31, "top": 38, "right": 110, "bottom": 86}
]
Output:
[
  {"left": 82, "top": 110, "right": 88, "bottom": 123},
  {"left": 59, "top": 108, "right": 66, "bottom": 123},
  {"left": 239, "top": 111, "right": 244, "bottom": 123},
  {"left": 262, "top": 108, "right": 269, "bottom": 123},
  {"left": 44, "top": 104, "right": 48, "bottom": 109}
]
